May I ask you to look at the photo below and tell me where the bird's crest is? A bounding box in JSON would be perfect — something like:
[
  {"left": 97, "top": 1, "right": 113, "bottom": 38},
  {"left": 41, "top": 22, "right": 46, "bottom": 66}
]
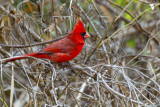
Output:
[{"left": 73, "top": 19, "right": 86, "bottom": 34}]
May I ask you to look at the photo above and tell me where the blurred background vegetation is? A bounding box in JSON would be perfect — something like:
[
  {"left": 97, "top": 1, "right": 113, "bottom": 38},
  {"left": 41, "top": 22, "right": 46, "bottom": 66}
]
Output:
[{"left": 0, "top": 0, "right": 160, "bottom": 106}]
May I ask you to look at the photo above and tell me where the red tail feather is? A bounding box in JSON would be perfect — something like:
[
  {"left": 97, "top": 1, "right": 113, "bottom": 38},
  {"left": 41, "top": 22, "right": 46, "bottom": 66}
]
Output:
[{"left": 4, "top": 52, "right": 38, "bottom": 63}]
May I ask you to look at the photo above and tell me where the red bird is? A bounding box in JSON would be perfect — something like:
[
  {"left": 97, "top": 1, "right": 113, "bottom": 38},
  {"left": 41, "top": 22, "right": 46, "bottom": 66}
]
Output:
[{"left": 4, "top": 19, "right": 90, "bottom": 63}]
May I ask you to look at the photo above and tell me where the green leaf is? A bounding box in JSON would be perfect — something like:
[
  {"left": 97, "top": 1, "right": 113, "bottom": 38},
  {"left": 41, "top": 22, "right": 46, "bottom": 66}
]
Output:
[
  {"left": 126, "top": 38, "right": 136, "bottom": 48},
  {"left": 125, "top": 13, "right": 132, "bottom": 20}
]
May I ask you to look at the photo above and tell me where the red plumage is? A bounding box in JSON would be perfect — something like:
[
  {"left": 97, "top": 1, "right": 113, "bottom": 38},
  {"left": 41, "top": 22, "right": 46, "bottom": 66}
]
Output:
[{"left": 4, "top": 19, "right": 90, "bottom": 63}]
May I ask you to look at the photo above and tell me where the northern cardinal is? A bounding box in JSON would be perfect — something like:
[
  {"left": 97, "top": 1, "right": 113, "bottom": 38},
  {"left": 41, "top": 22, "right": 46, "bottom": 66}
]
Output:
[{"left": 3, "top": 19, "right": 90, "bottom": 63}]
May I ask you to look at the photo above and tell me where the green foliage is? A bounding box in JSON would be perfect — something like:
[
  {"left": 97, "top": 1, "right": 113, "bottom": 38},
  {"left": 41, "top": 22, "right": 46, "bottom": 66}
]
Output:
[
  {"left": 126, "top": 38, "right": 136, "bottom": 48},
  {"left": 51, "top": 31, "right": 56, "bottom": 37},
  {"left": 125, "top": 13, "right": 132, "bottom": 20},
  {"left": 114, "top": 0, "right": 127, "bottom": 7},
  {"left": 42, "top": 34, "right": 47, "bottom": 39}
]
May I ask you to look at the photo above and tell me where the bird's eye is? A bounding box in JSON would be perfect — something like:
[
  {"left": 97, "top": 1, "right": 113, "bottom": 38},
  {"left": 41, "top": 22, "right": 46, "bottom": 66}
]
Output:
[{"left": 81, "top": 32, "right": 86, "bottom": 37}]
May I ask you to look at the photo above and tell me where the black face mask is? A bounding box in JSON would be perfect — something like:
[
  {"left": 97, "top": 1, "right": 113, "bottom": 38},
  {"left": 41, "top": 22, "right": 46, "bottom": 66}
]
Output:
[{"left": 81, "top": 32, "right": 86, "bottom": 40}]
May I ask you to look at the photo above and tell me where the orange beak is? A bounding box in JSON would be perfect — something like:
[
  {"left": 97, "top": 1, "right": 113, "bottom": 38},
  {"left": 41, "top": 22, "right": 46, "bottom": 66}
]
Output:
[{"left": 84, "top": 33, "right": 91, "bottom": 39}]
